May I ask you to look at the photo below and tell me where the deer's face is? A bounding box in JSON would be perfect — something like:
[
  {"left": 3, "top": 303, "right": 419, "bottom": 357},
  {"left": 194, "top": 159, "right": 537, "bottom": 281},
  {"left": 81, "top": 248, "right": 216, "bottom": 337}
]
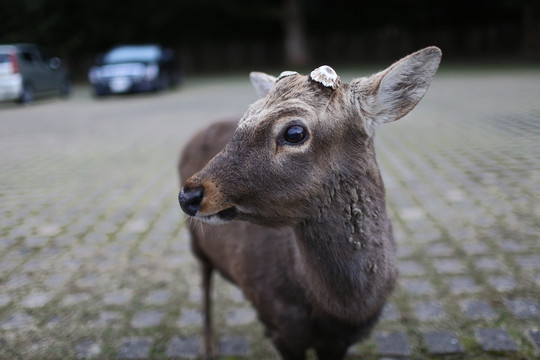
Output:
[
  {"left": 181, "top": 73, "right": 360, "bottom": 227},
  {"left": 179, "top": 47, "right": 442, "bottom": 227}
]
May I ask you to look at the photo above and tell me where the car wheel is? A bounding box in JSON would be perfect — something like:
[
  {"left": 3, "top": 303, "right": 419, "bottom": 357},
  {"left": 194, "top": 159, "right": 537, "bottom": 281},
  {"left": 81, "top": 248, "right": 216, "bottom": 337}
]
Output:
[
  {"left": 156, "top": 73, "right": 169, "bottom": 91},
  {"left": 92, "top": 86, "right": 107, "bottom": 97},
  {"left": 59, "top": 79, "right": 71, "bottom": 96},
  {"left": 93, "top": 90, "right": 106, "bottom": 98},
  {"left": 17, "top": 83, "right": 35, "bottom": 104}
]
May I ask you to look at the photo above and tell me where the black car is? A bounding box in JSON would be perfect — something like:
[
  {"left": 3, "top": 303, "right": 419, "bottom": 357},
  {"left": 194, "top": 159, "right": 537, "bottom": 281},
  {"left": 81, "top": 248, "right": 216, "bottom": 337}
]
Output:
[
  {"left": 88, "top": 44, "right": 182, "bottom": 96},
  {"left": 0, "top": 44, "right": 70, "bottom": 103}
]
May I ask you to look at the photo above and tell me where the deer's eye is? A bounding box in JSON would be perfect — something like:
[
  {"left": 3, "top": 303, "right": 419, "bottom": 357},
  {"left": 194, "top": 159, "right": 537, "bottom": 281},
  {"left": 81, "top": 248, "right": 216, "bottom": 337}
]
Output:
[{"left": 283, "top": 125, "right": 307, "bottom": 144}]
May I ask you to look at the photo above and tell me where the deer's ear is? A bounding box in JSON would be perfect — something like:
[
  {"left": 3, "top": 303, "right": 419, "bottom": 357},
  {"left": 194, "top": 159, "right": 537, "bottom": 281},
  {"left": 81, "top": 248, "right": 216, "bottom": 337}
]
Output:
[
  {"left": 250, "top": 72, "right": 276, "bottom": 98},
  {"left": 351, "top": 46, "right": 441, "bottom": 128}
]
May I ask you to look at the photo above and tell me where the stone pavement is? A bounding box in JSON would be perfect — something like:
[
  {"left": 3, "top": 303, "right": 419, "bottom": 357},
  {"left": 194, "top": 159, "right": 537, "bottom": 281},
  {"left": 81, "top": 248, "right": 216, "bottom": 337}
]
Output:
[{"left": 0, "top": 67, "right": 539, "bottom": 359}]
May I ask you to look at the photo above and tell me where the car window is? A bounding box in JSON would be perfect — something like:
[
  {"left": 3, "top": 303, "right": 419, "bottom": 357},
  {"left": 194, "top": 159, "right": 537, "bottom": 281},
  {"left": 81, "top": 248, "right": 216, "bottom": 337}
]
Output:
[
  {"left": 0, "top": 54, "right": 9, "bottom": 63},
  {"left": 104, "top": 46, "right": 161, "bottom": 63},
  {"left": 20, "top": 51, "right": 39, "bottom": 64}
]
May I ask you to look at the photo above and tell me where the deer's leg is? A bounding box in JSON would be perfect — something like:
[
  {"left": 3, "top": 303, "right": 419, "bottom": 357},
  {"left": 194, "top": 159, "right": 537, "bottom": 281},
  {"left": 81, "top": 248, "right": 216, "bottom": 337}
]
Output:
[
  {"left": 315, "top": 345, "right": 348, "bottom": 360},
  {"left": 273, "top": 339, "right": 306, "bottom": 360},
  {"left": 201, "top": 260, "right": 216, "bottom": 360}
]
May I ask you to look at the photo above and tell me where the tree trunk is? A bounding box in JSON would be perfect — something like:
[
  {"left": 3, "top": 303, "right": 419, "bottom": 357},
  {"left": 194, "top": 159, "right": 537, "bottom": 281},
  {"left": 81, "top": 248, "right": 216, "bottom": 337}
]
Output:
[
  {"left": 522, "top": 1, "right": 540, "bottom": 59},
  {"left": 283, "top": 0, "right": 309, "bottom": 68}
]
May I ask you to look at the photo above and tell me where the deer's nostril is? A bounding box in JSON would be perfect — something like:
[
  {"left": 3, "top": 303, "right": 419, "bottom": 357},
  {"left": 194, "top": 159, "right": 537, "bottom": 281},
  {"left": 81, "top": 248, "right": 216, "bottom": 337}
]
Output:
[{"left": 178, "top": 186, "right": 204, "bottom": 216}]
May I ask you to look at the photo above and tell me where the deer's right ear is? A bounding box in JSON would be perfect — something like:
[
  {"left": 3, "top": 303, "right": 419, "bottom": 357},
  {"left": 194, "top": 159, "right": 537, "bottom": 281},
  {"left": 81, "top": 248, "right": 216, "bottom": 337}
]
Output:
[
  {"left": 350, "top": 46, "right": 442, "bottom": 131},
  {"left": 250, "top": 72, "right": 276, "bottom": 98}
]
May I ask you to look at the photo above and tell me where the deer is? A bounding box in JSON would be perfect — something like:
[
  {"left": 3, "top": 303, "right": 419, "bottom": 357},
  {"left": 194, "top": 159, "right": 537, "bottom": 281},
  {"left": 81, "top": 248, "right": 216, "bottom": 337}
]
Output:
[{"left": 178, "top": 46, "right": 441, "bottom": 360}]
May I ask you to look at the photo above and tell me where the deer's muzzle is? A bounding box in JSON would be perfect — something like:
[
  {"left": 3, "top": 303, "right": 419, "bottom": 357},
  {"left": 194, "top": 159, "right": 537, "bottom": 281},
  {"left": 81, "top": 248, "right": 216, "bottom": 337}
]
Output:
[{"left": 178, "top": 181, "right": 237, "bottom": 224}]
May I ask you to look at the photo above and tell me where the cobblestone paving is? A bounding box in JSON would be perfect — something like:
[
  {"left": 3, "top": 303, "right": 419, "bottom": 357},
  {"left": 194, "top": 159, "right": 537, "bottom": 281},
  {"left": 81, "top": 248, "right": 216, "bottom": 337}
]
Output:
[{"left": 0, "top": 67, "right": 539, "bottom": 359}]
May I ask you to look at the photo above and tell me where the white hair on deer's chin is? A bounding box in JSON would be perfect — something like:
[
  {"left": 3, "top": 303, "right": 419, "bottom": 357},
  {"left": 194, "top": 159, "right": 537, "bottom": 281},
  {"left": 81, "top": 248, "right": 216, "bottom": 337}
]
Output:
[
  {"left": 310, "top": 65, "right": 341, "bottom": 89},
  {"left": 199, "top": 214, "right": 231, "bottom": 225}
]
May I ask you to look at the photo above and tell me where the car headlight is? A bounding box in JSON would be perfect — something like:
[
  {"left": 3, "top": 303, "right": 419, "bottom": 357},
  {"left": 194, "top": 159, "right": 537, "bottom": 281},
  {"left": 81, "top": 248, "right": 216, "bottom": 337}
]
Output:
[{"left": 145, "top": 64, "right": 159, "bottom": 80}]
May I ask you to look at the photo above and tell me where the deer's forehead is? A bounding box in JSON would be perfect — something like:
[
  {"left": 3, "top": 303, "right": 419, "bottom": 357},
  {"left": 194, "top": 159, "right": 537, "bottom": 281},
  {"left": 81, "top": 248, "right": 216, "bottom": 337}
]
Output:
[{"left": 239, "top": 76, "right": 336, "bottom": 131}]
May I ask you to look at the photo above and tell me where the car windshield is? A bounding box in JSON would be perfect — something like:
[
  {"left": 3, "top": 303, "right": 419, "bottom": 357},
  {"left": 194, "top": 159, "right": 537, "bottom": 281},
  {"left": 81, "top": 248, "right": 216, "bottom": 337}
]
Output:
[
  {"left": 0, "top": 54, "right": 10, "bottom": 63},
  {"left": 104, "top": 46, "right": 161, "bottom": 64}
]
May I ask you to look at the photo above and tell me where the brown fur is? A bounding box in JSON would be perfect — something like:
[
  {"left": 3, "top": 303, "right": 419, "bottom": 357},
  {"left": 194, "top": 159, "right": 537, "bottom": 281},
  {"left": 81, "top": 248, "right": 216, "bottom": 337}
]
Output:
[{"left": 178, "top": 47, "right": 441, "bottom": 360}]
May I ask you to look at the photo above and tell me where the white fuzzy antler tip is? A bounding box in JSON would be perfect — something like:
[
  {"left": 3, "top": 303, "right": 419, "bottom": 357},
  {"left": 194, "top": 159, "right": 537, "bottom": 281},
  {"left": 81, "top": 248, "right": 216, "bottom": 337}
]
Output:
[
  {"left": 276, "top": 71, "right": 299, "bottom": 82},
  {"left": 310, "top": 65, "right": 340, "bottom": 89}
]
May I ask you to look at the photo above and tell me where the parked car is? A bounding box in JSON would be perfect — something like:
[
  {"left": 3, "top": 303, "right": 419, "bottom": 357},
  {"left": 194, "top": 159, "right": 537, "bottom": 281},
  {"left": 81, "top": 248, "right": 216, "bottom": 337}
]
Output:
[
  {"left": 0, "top": 44, "right": 70, "bottom": 104},
  {"left": 88, "top": 44, "right": 182, "bottom": 96}
]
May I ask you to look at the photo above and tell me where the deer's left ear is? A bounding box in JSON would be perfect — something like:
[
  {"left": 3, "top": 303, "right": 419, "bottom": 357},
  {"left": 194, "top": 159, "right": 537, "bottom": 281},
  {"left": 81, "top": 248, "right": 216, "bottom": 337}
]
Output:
[
  {"left": 250, "top": 72, "right": 276, "bottom": 98},
  {"left": 351, "top": 46, "right": 442, "bottom": 128}
]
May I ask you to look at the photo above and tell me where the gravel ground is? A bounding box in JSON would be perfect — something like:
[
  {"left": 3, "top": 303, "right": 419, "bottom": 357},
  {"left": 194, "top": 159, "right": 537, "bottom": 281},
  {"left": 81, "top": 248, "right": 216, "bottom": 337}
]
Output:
[{"left": 0, "top": 66, "right": 539, "bottom": 359}]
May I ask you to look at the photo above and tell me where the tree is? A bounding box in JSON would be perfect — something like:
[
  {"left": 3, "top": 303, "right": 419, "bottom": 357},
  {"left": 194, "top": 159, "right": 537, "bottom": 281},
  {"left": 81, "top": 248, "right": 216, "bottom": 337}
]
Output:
[{"left": 283, "top": 0, "right": 309, "bottom": 67}]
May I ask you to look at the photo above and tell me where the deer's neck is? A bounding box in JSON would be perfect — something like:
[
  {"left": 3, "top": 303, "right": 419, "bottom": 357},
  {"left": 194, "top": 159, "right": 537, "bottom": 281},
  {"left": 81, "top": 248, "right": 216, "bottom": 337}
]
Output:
[{"left": 293, "top": 166, "right": 397, "bottom": 323}]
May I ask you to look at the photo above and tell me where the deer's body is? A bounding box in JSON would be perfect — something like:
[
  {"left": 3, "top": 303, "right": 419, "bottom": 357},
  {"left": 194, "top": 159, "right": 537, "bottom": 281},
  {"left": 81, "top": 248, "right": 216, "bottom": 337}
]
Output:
[
  {"left": 178, "top": 47, "right": 441, "bottom": 359},
  {"left": 180, "top": 119, "right": 391, "bottom": 358}
]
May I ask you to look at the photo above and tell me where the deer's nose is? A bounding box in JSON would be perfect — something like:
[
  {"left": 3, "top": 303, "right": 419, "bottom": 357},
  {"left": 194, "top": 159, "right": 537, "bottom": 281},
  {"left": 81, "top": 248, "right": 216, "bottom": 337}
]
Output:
[{"left": 178, "top": 186, "right": 204, "bottom": 216}]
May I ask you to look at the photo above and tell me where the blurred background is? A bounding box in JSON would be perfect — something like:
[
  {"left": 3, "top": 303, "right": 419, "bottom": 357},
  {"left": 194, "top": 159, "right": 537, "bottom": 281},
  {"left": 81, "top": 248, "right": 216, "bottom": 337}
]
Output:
[
  {"left": 1, "top": 1, "right": 540, "bottom": 359},
  {"left": 1, "top": 0, "right": 539, "bottom": 80}
]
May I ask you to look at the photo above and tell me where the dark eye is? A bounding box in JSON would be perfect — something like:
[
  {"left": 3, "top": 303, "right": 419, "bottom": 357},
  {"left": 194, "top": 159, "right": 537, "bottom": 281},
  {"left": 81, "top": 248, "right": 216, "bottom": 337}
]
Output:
[{"left": 283, "top": 125, "right": 307, "bottom": 144}]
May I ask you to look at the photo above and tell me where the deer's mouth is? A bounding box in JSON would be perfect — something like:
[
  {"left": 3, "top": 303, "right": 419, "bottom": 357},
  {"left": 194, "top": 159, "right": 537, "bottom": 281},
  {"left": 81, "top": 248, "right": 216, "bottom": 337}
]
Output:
[{"left": 198, "top": 207, "right": 237, "bottom": 225}]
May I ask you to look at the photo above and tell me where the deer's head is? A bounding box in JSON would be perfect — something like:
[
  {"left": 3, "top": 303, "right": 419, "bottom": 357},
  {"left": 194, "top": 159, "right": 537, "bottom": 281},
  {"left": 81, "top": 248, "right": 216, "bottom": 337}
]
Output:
[{"left": 179, "top": 47, "right": 441, "bottom": 227}]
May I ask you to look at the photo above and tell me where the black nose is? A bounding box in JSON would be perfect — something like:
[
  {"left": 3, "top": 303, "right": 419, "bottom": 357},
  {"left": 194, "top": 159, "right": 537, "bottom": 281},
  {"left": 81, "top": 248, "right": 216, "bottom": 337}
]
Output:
[{"left": 178, "top": 186, "right": 204, "bottom": 216}]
